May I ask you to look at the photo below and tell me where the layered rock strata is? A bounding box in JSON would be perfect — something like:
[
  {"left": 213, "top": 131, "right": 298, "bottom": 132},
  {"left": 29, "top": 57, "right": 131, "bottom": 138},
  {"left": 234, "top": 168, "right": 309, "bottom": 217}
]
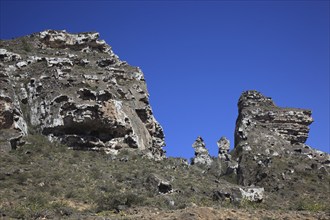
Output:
[
  {"left": 235, "top": 90, "right": 313, "bottom": 152},
  {"left": 0, "top": 30, "right": 165, "bottom": 159},
  {"left": 233, "top": 90, "right": 329, "bottom": 189}
]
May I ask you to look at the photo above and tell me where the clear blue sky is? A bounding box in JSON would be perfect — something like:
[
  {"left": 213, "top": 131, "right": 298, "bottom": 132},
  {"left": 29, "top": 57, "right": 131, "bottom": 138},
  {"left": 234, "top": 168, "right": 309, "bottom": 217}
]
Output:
[{"left": 1, "top": 0, "right": 329, "bottom": 158}]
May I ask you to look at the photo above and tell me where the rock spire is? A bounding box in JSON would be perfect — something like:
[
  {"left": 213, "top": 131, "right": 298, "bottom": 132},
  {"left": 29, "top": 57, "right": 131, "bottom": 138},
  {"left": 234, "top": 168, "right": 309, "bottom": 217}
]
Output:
[{"left": 191, "top": 136, "right": 213, "bottom": 167}]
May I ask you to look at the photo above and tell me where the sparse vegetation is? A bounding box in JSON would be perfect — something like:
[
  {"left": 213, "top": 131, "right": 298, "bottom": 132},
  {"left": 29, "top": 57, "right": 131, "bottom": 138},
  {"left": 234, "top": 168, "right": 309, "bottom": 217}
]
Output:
[
  {"left": 21, "top": 38, "right": 32, "bottom": 53},
  {"left": 295, "top": 198, "right": 329, "bottom": 212},
  {"left": 1, "top": 135, "right": 328, "bottom": 219},
  {"left": 0, "top": 135, "right": 216, "bottom": 218}
]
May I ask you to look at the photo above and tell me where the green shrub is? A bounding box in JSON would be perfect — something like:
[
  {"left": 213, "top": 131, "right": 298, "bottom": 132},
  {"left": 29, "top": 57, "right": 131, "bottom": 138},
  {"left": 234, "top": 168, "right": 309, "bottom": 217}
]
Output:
[
  {"left": 296, "top": 198, "right": 328, "bottom": 212},
  {"left": 95, "top": 192, "right": 144, "bottom": 212},
  {"left": 90, "top": 167, "right": 103, "bottom": 179},
  {"left": 49, "top": 201, "right": 73, "bottom": 216},
  {"left": 21, "top": 38, "right": 32, "bottom": 52},
  {"left": 15, "top": 172, "right": 30, "bottom": 185},
  {"left": 239, "top": 198, "right": 261, "bottom": 209}
]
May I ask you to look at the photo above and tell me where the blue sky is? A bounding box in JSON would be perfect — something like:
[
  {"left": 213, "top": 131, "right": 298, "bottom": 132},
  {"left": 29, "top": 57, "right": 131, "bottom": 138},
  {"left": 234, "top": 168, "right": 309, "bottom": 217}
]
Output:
[{"left": 1, "top": 0, "right": 329, "bottom": 158}]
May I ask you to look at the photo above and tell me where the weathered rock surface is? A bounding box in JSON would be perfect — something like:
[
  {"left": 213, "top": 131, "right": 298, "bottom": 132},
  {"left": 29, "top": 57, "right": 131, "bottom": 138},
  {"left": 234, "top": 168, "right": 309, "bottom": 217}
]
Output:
[
  {"left": 191, "top": 136, "right": 213, "bottom": 167},
  {"left": 146, "top": 173, "right": 173, "bottom": 194},
  {"left": 0, "top": 49, "right": 21, "bottom": 62},
  {"left": 233, "top": 90, "right": 330, "bottom": 205},
  {"left": 235, "top": 90, "right": 313, "bottom": 151},
  {"left": 217, "top": 136, "right": 231, "bottom": 161},
  {"left": 239, "top": 187, "right": 264, "bottom": 202},
  {"left": 234, "top": 90, "right": 329, "bottom": 160},
  {"left": 0, "top": 30, "right": 165, "bottom": 159},
  {"left": 213, "top": 186, "right": 264, "bottom": 203}
]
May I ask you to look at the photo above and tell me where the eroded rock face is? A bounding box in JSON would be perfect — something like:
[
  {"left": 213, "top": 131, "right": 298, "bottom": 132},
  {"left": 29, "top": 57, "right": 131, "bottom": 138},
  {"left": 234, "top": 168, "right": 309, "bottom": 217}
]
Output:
[
  {"left": 191, "top": 136, "right": 213, "bottom": 167},
  {"left": 235, "top": 90, "right": 313, "bottom": 151},
  {"left": 217, "top": 136, "right": 231, "bottom": 161},
  {"left": 0, "top": 80, "right": 27, "bottom": 152},
  {"left": 39, "top": 30, "right": 111, "bottom": 53},
  {"left": 0, "top": 30, "right": 165, "bottom": 159},
  {"left": 233, "top": 90, "right": 329, "bottom": 191}
]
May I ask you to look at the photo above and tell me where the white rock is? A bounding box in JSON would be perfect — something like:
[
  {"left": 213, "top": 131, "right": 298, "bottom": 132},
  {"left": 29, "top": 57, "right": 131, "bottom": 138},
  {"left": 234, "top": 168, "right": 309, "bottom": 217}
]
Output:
[
  {"left": 5, "top": 65, "right": 17, "bottom": 72},
  {"left": 46, "top": 57, "right": 73, "bottom": 67},
  {"left": 243, "top": 145, "right": 252, "bottom": 151},
  {"left": 80, "top": 59, "right": 89, "bottom": 65},
  {"left": 192, "top": 137, "right": 213, "bottom": 167},
  {"left": 83, "top": 74, "right": 99, "bottom": 80},
  {"left": 39, "top": 30, "right": 111, "bottom": 53},
  {"left": 0, "top": 48, "right": 21, "bottom": 62},
  {"left": 103, "top": 148, "right": 118, "bottom": 155},
  {"left": 272, "top": 151, "right": 279, "bottom": 156},
  {"left": 27, "top": 56, "right": 43, "bottom": 64},
  {"left": 239, "top": 187, "right": 264, "bottom": 202},
  {"left": 16, "top": 61, "right": 27, "bottom": 69},
  {"left": 68, "top": 54, "right": 77, "bottom": 58}
]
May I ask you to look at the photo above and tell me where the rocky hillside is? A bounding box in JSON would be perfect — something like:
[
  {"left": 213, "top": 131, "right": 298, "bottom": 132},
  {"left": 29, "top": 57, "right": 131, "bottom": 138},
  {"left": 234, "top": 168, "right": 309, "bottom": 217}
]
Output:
[
  {"left": 0, "top": 135, "right": 329, "bottom": 219},
  {"left": 0, "top": 30, "right": 165, "bottom": 160},
  {"left": 0, "top": 31, "right": 329, "bottom": 219}
]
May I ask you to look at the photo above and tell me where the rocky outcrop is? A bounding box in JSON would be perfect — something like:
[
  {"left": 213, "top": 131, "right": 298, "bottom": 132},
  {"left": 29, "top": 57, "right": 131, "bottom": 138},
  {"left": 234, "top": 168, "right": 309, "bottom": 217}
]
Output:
[
  {"left": 213, "top": 186, "right": 264, "bottom": 203},
  {"left": 214, "top": 136, "right": 238, "bottom": 177},
  {"left": 0, "top": 30, "right": 165, "bottom": 159},
  {"left": 233, "top": 90, "right": 329, "bottom": 192},
  {"left": 39, "top": 30, "right": 111, "bottom": 53},
  {"left": 217, "top": 136, "right": 231, "bottom": 161},
  {"left": 239, "top": 187, "right": 264, "bottom": 202},
  {"left": 146, "top": 174, "right": 173, "bottom": 194},
  {"left": 0, "top": 79, "right": 27, "bottom": 152},
  {"left": 191, "top": 136, "right": 213, "bottom": 167},
  {"left": 0, "top": 49, "right": 21, "bottom": 62},
  {"left": 235, "top": 90, "right": 313, "bottom": 153}
]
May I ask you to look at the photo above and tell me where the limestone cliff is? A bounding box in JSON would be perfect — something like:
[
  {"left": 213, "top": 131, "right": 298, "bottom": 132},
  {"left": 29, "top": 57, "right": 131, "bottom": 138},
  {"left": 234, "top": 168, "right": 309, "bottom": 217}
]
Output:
[
  {"left": 233, "top": 91, "right": 329, "bottom": 192},
  {"left": 235, "top": 90, "right": 313, "bottom": 151},
  {"left": 0, "top": 30, "right": 165, "bottom": 159}
]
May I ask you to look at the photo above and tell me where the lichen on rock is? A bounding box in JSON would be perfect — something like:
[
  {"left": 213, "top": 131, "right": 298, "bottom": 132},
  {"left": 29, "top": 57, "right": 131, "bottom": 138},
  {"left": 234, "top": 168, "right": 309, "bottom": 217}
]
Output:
[
  {"left": 0, "top": 30, "right": 165, "bottom": 159},
  {"left": 191, "top": 136, "right": 213, "bottom": 167},
  {"left": 217, "top": 136, "right": 231, "bottom": 161},
  {"left": 235, "top": 90, "right": 313, "bottom": 151},
  {"left": 233, "top": 90, "right": 329, "bottom": 190}
]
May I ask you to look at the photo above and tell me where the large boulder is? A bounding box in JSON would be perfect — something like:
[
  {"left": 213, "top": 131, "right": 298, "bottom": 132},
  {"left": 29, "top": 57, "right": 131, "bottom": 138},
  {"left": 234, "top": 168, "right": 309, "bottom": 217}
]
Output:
[
  {"left": 0, "top": 30, "right": 165, "bottom": 159},
  {"left": 145, "top": 173, "right": 173, "bottom": 194},
  {"left": 213, "top": 186, "right": 264, "bottom": 204}
]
